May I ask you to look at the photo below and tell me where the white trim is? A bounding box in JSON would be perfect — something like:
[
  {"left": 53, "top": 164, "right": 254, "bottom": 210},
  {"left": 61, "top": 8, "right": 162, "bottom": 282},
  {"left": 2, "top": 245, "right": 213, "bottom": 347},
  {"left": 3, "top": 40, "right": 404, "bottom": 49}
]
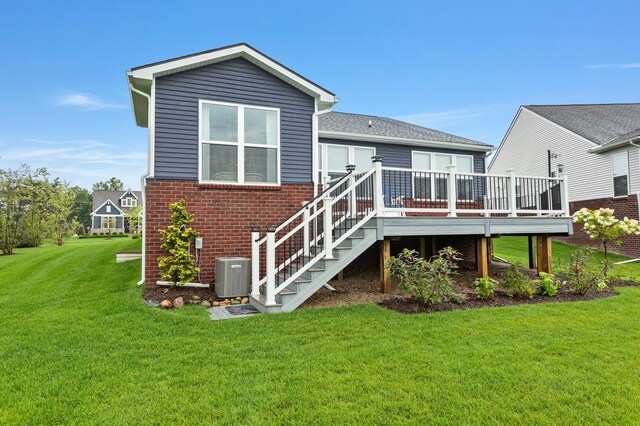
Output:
[
  {"left": 198, "top": 99, "right": 281, "bottom": 186},
  {"left": 90, "top": 199, "right": 125, "bottom": 217},
  {"left": 149, "top": 79, "right": 156, "bottom": 176},
  {"left": 611, "top": 150, "right": 630, "bottom": 197},
  {"left": 128, "top": 44, "right": 336, "bottom": 104},
  {"left": 319, "top": 130, "right": 493, "bottom": 152},
  {"left": 119, "top": 189, "right": 139, "bottom": 200}
]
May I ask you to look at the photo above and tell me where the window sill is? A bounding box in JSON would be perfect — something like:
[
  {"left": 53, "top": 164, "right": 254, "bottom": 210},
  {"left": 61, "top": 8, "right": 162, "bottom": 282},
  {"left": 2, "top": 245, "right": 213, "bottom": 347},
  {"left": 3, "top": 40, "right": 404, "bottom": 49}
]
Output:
[{"left": 197, "top": 183, "right": 283, "bottom": 191}]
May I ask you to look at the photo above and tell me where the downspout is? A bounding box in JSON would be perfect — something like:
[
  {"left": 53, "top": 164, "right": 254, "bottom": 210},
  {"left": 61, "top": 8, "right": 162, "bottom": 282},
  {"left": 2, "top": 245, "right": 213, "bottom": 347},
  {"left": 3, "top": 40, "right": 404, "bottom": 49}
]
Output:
[
  {"left": 128, "top": 78, "right": 152, "bottom": 286},
  {"left": 311, "top": 101, "right": 334, "bottom": 198}
]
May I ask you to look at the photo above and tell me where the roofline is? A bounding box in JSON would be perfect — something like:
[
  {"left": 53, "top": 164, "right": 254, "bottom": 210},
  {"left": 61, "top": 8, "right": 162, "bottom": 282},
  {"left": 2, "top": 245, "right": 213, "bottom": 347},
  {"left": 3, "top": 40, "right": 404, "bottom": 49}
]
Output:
[
  {"left": 488, "top": 106, "right": 524, "bottom": 171},
  {"left": 589, "top": 135, "right": 640, "bottom": 153},
  {"left": 127, "top": 43, "right": 336, "bottom": 103},
  {"left": 90, "top": 199, "right": 125, "bottom": 217},
  {"left": 522, "top": 106, "right": 600, "bottom": 147},
  {"left": 319, "top": 130, "right": 494, "bottom": 152},
  {"left": 119, "top": 189, "right": 140, "bottom": 200}
]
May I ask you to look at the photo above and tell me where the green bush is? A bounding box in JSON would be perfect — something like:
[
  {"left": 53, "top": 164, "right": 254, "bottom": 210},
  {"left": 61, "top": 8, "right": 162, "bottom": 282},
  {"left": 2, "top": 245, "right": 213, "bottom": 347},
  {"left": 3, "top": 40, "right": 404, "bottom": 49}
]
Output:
[
  {"left": 131, "top": 234, "right": 140, "bottom": 240},
  {"left": 474, "top": 277, "right": 498, "bottom": 299},
  {"left": 535, "top": 272, "right": 558, "bottom": 296},
  {"left": 78, "top": 233, "right": 129, "bottom": 239},
  {"left": 564, "top": 247, "right": 608, "bottom": 294},
  {"left": 502, "top": 263, "right": 534, "bottom": 299},
  {"left": 386, "top": 247, "right": 462, "bottom": 306}
]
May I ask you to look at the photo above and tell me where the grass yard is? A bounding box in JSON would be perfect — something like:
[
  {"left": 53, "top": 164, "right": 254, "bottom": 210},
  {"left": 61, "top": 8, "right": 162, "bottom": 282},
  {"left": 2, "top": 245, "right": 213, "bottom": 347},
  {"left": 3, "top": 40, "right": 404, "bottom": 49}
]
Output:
[
  {"left": 1, "top": 238, "right": 640, "bottom": 424},
  {"left": 493, "top": 236, "right": 640, "bottom": 280}
]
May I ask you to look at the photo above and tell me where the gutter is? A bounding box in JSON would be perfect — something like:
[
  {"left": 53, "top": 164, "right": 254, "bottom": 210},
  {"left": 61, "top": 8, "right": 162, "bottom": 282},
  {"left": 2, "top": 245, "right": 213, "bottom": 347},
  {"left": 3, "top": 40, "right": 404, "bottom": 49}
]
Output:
[
  {"left": 128, "top": 77, "right": 152, "bottom": 286},
  {"left": 589, "top": 137, "right": 640, "bottom": 154}
]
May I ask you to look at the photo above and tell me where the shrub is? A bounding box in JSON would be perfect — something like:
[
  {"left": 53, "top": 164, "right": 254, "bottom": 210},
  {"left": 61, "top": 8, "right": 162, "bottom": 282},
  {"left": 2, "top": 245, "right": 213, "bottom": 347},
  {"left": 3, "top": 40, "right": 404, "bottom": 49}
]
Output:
[
  {"left": 131, "top": 234, "right": 140, "bottom": 240},
  {"left": 535, "top": 272, "right": 558, "bottom": 296},
  {"left": 564, "top": 246, "right": 608, "bottom": 294},
  {"left": 502, "top": 263, "right": 534, "bottom": 299},
  {"left": 447, "top": 292, "right": 467, "bottom": 304},
  {"left": 386, "top": 247, "right": 462, "bottom": 306},
  {"left": 474, "top": 277, "right": 498, "bottom": 299},
  {"left": 158, "top": 200, "right": 200, "bottom": 285}
]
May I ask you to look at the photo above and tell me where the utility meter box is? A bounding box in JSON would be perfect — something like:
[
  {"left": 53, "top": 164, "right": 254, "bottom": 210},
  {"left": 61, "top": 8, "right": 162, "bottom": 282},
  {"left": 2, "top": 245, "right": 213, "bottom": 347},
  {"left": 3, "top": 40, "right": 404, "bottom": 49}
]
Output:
[{"left": 215, "top": 257, "right": 250, "bottom": 298}]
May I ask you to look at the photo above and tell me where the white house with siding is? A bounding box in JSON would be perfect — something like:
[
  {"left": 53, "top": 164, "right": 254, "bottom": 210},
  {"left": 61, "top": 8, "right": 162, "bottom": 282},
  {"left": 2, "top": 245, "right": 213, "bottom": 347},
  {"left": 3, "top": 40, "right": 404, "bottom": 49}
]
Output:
[{"left": 489, "top": 103, "right": 640, "bottom": 257}]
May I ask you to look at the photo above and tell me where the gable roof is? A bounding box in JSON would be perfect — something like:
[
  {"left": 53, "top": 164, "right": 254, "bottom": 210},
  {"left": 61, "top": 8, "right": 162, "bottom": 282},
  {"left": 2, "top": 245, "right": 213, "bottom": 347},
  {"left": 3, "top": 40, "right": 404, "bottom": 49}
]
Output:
[
  {"left": 127, "top": 43, "right": 337, "bottom": 127},
  {"left": 524, "top": 103, "right": 640, "bottom": 146},
  {"left": 319, "top": 111, "right": 492, "bottom": 151},
  {"left": 92, "top": 190, "right": 142, "bottom": 212}
]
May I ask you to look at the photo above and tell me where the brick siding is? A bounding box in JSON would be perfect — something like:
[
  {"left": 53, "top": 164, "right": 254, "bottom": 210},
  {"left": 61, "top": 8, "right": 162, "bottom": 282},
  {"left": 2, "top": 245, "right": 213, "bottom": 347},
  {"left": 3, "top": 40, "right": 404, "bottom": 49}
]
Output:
[
  {"left": 144, "top": 179, "right": 314, "bottom": 287},
  {"left": 558, "top": 194, "right": 640, "bottom": 258}
]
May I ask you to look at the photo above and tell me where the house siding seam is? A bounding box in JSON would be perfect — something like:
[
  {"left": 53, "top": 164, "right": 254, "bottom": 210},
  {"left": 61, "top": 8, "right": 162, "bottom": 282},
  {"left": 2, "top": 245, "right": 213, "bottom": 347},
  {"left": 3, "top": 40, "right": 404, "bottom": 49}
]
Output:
[
  {"left": 154, "top": 57, "right": 315, "bottom": 183},
  {"left": 144, "top": 179, "right": 314, "bottom": 287},
  {"left": 488, "top": 108, "right": 615, "bottom": 202},
  {"left": 558, "top": 194, "right": 640, "bottom": 258}
]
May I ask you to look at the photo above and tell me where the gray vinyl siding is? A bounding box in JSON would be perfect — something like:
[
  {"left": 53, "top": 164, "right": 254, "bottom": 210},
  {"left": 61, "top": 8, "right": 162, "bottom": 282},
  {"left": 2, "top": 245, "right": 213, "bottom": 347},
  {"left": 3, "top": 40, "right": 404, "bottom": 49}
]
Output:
[
  {"left": 154, "top": 57, "right": 315, "bottom": 183},
  {"left": 319, "top": 138, "right": 486, "bottom": 172},
  {"left": 95, "top": 200, "right": 120, "bottom": 215},
  {"left": 93, "top": 216, "right": 101, "bottom": 229}
]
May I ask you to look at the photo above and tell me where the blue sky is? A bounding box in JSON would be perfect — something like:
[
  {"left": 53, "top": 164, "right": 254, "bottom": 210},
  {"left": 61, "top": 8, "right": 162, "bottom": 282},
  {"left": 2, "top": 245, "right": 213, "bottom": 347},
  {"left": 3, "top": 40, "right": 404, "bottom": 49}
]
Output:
[{"left": 1, "top": 0, "right": 638, "bottom": 189}]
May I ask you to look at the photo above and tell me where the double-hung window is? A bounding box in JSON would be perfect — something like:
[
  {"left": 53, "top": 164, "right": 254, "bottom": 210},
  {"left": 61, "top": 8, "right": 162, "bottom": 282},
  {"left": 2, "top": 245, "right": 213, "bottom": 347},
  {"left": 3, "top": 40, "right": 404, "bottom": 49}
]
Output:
[
  {"left": 200, "top": 100, "right": 280, "bottom": 184},
  {"left": 612, "top": 152, "right": 629, "bottom": 197},
  {"left": 318, "top": 144, "right": 375, "bottom": 182},
  {"left": 101, "top": 217, "right": 116, "bottom": 229}
]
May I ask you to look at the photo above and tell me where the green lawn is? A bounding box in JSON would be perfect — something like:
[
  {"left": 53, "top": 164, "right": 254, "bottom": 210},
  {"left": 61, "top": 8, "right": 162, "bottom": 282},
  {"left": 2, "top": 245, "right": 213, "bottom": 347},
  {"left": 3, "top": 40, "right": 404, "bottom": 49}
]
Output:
[
  {"left": 493, "top": 236, "right": 640, "bottom": 280},
  {"left": 1, "top": 238, "right": 640, "bottom": 424}
]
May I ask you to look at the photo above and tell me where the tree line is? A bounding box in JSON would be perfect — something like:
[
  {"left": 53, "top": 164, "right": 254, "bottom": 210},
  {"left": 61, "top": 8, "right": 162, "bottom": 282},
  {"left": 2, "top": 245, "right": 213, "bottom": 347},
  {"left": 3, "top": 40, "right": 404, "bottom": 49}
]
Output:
[{"left": 0, "top": 164, "right": 127, "bottom": 255}]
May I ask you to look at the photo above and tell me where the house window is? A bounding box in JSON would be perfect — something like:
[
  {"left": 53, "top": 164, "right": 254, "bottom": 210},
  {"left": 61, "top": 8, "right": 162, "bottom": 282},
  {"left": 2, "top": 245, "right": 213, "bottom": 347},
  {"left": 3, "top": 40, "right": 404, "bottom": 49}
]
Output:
[
  {"left": 612, "top": 152, "right": 629, "bottom": 197},
  {"left": 101, "top": 216, "right": 116, "bottom": 229},
  {"left": 121, "top": 198, "right": 137, "bottom": 207},
  {"left": 411, "top": 152, "right": 475, "bottom": 200},
  {"left": 200, "top": 101, "right": 280, "bottom": 184},
  {"left": 318, "top": 144, "right": 375, "bottom": 183},
  {"left": 106, "top": 205, "right": 111, "bottom": 213}
]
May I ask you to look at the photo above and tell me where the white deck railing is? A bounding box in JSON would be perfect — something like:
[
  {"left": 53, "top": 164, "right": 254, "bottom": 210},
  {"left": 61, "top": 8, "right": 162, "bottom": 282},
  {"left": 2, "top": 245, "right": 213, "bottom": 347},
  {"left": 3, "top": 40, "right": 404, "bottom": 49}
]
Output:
[{"left": 252, "top": 158, "right": 569, "bottom": 306}]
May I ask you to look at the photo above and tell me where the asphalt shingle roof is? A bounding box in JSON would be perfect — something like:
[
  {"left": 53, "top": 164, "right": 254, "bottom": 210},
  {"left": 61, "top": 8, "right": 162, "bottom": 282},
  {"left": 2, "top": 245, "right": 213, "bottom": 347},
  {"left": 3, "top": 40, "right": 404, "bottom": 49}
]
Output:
[
  {"left": 92, "top": 190, "right": 142, "bottom": 213},
  {"left": 318, "top": 112, "right": 491, "bottom": 148},
  {"left": 525, "top": 104, "right": 640, "bottom": 145},
  {"left": 602, "top": 127, "right": 640, "bottom": 147}
]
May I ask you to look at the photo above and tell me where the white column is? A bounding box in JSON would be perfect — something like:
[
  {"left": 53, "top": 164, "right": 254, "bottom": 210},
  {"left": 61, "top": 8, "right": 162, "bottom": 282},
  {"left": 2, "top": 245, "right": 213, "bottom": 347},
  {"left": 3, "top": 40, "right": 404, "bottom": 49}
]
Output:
[
  {"left": 323, "top": 193, "right": 334, "bottom": 259},
  {"left": 373, "top": 156, "right": 383, "bottom": 215},
  {"left": 265, "top": 225, "right": 276, "bottom": 305},
  {"left": 302, "top": 207, "right": 310, "bottom": 256},
  {"left": 507, "top": 169, "right": 518, "bottom": 217},
  {"left": 347, "top": 165, "right": 357, "bottom": 219},
  {"left": 447, "top": 165, "right": 457, "bottom": 217},
  {"left": 560, "top": 172, "right": 570, "bottom": 217},
  {"left": 250, "top": 226, "right": 260, "bottom": 298}
]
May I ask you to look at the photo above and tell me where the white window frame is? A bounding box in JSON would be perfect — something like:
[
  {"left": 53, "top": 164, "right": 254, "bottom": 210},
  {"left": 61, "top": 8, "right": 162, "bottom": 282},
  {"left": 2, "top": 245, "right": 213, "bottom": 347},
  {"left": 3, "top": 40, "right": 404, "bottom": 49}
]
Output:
[
  {"left": 411, "top": 151, "right": 475, "bottom": 201},
  {"left": 612, "top": 151, "right": 629, "bottom": 197},
  {"left": 198, "top": 99, "right": 281, "bottom": 186},
  {"left": 318, "top": 143, "right": 376, "bottom": 183},
  {"left": 101, "top": 216, "right": 117, "bottom": 229},
  {"left": 106, "top": 205, "right": 111, "bottom": 213}
]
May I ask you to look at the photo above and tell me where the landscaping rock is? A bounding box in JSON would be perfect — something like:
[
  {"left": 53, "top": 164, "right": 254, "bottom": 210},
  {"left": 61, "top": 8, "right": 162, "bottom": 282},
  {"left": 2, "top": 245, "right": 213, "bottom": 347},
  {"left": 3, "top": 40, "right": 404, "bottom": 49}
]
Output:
[
  {"left": 160, "top": 299, "right": 173, "bottom": 309},
  {"left": 231, "top": 299, "right": 241, "bottom": 305},
  {"left": 173, "top": 297, "right": 184, "bottom": 309},
  {"left": 201, "top": 300, "right": 211, "bottom": 308},
  {"left": 241, "top": 297, "right": 249, "bottom": 304},
  {"left": 220, "top": 299, "right": 231, "bottom": 306},
  {"left": 189, "top": 295, "right": 201, "bottom": 304},
  {"left": 212, "top": 301, "right": 220, "bottom": 307}
]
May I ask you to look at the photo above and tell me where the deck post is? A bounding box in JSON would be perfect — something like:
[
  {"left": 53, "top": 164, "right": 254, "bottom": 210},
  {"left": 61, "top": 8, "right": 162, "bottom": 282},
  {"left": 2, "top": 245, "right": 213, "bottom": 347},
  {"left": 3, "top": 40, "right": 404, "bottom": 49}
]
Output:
[
  {"left": 419, "top": 237, "right": 426, "bottom": 258},
  {"left": 527, "top": 236, "right": 536, "bottom": 269},
  {"left": 323, "top": 193, "right": 334, "bottom": 259},
  {"left": 560, "top": 172, "right": 570, "bottom": 217},
  {"left": 537, "top": 234, "right": 552, "bottom": 275},
  {"left": 251, "top": 226, "right": 261, "bottom": 298},
  {"left": 346, "top": 164, "right": 357, "bottom": 219},
  {"left": 265, "top": 225, "right": 277, "bottom": 305},
  {"left": 372, "top": 156, "right": 383, "bottom": 215},
  {"left": 507, "top": 169, "right": 518, "bottom": 217},
  {"left": 379, "top": 239, "right": 391, "bottom": 293},
  {"left": 476, "top": 237, "right": 489, "bottom": 278},
  {"left": 302, "top": 206, "right": 310, "bottom": 256},
  {"left": 446, "top": 165, "right": 457, "bottom": 217},
  {"left": 430, "top": 236, "right": 438, "bottom": 258}
]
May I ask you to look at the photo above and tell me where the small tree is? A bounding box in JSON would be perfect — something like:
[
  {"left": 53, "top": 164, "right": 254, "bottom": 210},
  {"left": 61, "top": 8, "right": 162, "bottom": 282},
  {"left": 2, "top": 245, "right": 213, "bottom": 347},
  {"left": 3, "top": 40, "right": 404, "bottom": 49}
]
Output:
[
  {"left": 158, "top": 200, "right": 200, "bottom": 285},
  {"left": 572, "top": 207, "right": 640, "bottom": 274},
  {"left": 45, "top": 180, "right": 80, "bottom": 246},
  {"left": 125, "top": 205, "right": 143, "bottom": 234}
]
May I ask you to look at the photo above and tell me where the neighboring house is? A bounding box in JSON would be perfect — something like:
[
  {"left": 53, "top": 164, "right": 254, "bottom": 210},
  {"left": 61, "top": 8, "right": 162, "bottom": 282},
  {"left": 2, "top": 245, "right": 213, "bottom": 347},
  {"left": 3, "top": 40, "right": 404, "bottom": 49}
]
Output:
[
  {"left": 127, "top": 43, "right": 572, "bottom": 312},
  {"left": 90, "top": 189, "right": 143, "bottom": 234},
  {"left": 489, "top": 104, "right": 640, "bottom": 257}
]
